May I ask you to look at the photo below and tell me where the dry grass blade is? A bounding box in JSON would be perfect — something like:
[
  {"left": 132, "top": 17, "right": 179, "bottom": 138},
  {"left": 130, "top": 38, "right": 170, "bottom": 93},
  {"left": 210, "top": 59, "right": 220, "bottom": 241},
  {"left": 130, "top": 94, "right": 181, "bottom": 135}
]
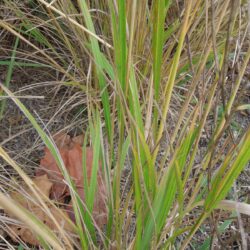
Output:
[
  {"left": 0, "top": 192, "right": 64, "bottom": 250},
  {"left": 37, "top": 0, "right": 112, "bottom": 49}
]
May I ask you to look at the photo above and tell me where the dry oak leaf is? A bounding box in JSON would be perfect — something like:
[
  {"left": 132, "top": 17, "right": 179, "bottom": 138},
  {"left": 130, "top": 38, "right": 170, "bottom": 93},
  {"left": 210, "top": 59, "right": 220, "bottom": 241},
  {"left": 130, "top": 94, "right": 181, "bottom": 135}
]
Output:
[
  {"left": 71, "top": 134, "right": 84, "bottom": 145},
  {"left": 37, "top": 133, "right": 107, "bottom": 227},
  {"left": 38, "top": 147, "right": 69, "bottom": 199},
  {"left": 8, "top": 175, "right": 74, "bottom": 246},
  {"left": 66, "top": 145, "right": 107, "bottom": 227}
]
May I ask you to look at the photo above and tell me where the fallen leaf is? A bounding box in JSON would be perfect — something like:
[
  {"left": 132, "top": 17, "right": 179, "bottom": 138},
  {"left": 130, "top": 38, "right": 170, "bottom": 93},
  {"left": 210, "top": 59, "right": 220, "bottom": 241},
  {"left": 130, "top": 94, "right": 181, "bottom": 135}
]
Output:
[
  {"left": 71, "top": 134, "right": 84, "bottom": 145},
  {"left": 7, "top": 175, "right": 74, "bottom": 246},
  {"left": 37, "top": 133, "right": 107, "bottom": 227},
  {"left": 33, "top": 174, "right": 53, "bottom": 198},
  {"left": 53, "top": 131, "right": 72, "bottom": 149},
  {"left": 65, "top": 145, "right": 107, "bottom": 226},
  {"left": 38, "top": 147, "right": 69, "bottom": 199}
]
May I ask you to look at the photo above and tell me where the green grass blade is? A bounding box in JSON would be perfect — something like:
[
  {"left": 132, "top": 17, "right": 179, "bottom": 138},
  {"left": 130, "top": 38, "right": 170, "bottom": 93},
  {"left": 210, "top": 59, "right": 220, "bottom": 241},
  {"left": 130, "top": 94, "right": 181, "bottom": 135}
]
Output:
[
  {"left": 152, "top": 1, "right": 171, "bottom": 137},
  {"left": 78, "top": 0, "right": 112, "bottom": 141},
  {"left": 0, "top": 61, "right": 51, "bottom": 68},
  {"left": 88, "top": 113, "right": 101, "bottom": 211},
  {"left": 142, "top": 127, "right": 197, "bottom": 248},
  {"left": 205, "top": 128, "right": 250, "bottom": 211},
  {"left": 0, "top": 37, "right": 19, "bottom": 120},
  {"left": 154, "top": 1, "right": 193, "bottom": 157},
  {"left": 152, "top": 0, "right": 170, "bottom": 101}
]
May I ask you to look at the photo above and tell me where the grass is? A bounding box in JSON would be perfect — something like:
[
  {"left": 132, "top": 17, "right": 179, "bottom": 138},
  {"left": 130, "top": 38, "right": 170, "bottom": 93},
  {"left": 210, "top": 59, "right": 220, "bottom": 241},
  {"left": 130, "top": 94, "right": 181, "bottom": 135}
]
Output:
[
  {"left": 0, "top": 0, "right": 249, "bottom": 249},
  {"left": 0, "top": 36, "right": 19, "bottom": 120}
]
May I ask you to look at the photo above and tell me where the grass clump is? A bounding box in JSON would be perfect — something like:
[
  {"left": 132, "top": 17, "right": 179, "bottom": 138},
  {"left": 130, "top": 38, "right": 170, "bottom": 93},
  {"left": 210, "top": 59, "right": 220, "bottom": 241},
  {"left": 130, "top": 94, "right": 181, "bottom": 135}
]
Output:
[{"left": 0, "top": 0, "right": 249, "bottom": 249}]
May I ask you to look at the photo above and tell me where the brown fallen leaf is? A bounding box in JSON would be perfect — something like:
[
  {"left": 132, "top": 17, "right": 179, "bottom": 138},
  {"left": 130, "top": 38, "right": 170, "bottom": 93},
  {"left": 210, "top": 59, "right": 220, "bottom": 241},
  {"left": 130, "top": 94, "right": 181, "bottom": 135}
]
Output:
[
  {"left": 53, "top": 131, "right": 72, "bottom": 149},
  {"left": 38, "top": 147, "right": 69, "bottom": 199},
  {"left": 65, "top": 145, "right": 107, "bottom": 226},
  {"left": 71, "top": 134, "right": 84, "bottom": 145},
  {"left": 37, "top": 133, "right": 107, "bottom": 228},
  {"left": 8, "top": 175, "right": 74, "bottom": 246}
]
